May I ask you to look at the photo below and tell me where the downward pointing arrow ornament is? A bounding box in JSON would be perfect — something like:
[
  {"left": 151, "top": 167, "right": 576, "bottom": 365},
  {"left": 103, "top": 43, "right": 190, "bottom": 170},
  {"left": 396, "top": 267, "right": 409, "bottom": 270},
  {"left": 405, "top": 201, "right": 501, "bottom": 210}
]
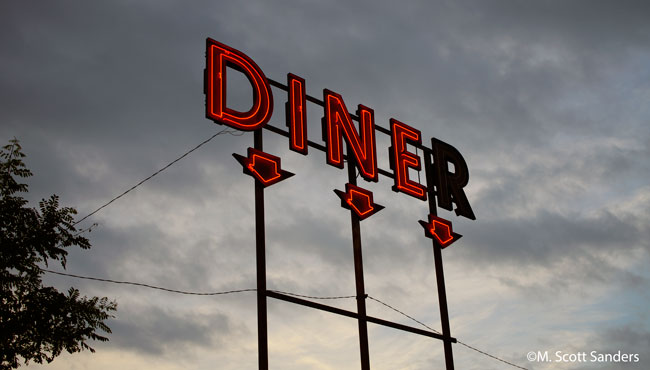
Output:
[
  {"left": 233, "top": 148, "right": 294, "bottom": 187},
  {"left": 334, "top": 183, "right": 384, "bottom": 220},
  {"left": 418, "top": 214, "right": 462, "bottom": 249}
]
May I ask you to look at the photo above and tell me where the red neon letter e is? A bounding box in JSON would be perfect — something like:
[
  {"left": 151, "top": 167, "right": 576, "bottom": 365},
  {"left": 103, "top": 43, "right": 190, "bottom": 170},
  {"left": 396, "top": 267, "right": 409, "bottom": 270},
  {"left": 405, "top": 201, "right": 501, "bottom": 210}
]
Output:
[
  {"left": 323, "top": 90, "right": 378, "bottom": 182},
  {"left": 286, "top": 73, "right": 308, "bottom": 154},
  {"left": 389, "top": 119, "right": 427, "bottom": 201},
  {"left": 205, "top": 38, "right": 273, "bottom": 131}
]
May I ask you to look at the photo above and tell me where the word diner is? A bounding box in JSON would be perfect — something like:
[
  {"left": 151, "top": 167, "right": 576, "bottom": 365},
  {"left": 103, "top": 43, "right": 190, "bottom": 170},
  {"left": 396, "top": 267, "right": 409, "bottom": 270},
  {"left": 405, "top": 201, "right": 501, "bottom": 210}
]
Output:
[{"left": 204, "top": 38, "right": 475, "bottom": 223}]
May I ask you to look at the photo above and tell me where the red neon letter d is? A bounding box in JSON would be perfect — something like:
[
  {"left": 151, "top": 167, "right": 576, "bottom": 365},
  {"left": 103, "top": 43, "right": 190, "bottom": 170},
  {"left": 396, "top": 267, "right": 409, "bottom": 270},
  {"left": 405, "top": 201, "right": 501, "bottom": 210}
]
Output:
[{"left": 205, "top": 38, "right": 273, "bottom": 131}]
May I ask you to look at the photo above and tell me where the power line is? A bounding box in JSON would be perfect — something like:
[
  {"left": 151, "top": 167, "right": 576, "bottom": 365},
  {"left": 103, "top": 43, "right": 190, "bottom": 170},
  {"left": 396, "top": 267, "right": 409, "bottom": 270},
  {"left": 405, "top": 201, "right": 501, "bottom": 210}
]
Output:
[
  {"left": 75, "top": 222, "right": 98, "bottom": 235},
  {"left": 368, "top": 295, "right": 528, "bottom": 370},
  {"left": 42, "top": 269, "right": 256, "bottom": 296},
  {"left": 41, "top": 269, "right": 353, "bottom": 300},
  {"left": 50, "top": 123, "right": 526, "bottom": 368},
  {"left": 367, "top": 295, "right": 442, "bottom": 335},
  {"left": 55, "top": 125, "right": 523, "bottom": 368},
  {"left": 44, "top": 269, "right": 528, "bottom": 369},
  {"left": 56, "top": 126, "right": 528, "bottom": 368},
  {"left": 73, "top": 128, "right": 241, "bottom": 226},
  {"left": 456, "top": 341, "right": 528, "bottom": 370}
]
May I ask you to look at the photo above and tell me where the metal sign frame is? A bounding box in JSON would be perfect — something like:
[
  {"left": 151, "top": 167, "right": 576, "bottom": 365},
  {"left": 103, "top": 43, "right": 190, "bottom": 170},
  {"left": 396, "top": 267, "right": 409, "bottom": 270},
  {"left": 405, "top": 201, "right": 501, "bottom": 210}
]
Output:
[{"left": 205, "top": 38, "right": 476, "bottom": 370}]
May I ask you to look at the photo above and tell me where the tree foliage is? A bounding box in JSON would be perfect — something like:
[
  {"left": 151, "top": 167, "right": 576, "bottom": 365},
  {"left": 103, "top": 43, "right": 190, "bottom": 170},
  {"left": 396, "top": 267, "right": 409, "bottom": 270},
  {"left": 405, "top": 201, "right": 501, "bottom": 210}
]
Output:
[{"left": 0, "top": 139, "right": 117, "bottom": 369}]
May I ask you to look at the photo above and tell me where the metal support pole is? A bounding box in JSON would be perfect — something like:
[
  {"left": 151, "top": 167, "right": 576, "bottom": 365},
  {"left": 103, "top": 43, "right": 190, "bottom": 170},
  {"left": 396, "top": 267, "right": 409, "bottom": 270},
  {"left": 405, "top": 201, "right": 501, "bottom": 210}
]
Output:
[
  {"left": 347, "top": 159, "right": 371, "bottom": 370},
  {"left": 423, "top": 151, "right": 455, "bottom": 370},
  {"left": 254, "top": 130, "right": 269, "bottom": 370}
]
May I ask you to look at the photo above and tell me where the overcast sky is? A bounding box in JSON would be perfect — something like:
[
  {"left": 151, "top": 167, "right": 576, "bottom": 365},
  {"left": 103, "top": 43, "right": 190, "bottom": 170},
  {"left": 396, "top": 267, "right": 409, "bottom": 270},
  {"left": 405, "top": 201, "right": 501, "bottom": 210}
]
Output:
[{"left": 2, "top": 1, "right": 649, "bottom": 369}]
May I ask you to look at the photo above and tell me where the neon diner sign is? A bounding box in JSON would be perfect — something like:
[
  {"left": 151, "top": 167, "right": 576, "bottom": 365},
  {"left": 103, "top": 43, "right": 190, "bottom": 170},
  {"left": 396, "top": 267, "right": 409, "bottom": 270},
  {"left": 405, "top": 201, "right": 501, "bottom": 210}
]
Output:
[
  {"left": 205, "top": 37, "right": 475, "bottom": 370},
  {"left": 204, "top": 37, "right": 475, "bottom": 235}
]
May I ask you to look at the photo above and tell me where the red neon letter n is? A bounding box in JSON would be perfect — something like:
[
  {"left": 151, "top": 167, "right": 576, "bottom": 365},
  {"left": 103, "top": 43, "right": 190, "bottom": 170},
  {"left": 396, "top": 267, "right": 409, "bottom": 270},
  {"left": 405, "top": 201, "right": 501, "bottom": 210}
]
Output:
[{"left": 323, "top": 90, "right": 378, "bottom": 182}]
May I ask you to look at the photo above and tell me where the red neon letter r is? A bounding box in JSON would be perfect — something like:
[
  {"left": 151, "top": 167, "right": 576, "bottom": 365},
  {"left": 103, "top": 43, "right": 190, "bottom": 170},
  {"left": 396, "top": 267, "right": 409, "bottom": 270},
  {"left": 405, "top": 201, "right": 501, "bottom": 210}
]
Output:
[
  {"left": 205, "top": 38, "right": 273, "bottom": 131},
  {"left": 431, "top": 137, "right": 476, "bottom": 220}
]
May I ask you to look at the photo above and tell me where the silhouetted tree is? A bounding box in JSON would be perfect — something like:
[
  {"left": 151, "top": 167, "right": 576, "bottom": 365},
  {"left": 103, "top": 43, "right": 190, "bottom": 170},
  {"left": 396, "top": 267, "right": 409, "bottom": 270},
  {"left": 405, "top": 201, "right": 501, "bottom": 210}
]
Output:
[{"left": 0, "top": 139, "right": 116, "bottom": 369}]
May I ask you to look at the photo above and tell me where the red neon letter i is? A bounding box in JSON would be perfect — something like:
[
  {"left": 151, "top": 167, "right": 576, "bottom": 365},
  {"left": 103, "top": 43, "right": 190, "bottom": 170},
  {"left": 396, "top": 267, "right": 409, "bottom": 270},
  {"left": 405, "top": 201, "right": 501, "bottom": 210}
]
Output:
[{"left": 286, "top": 74, "right": 308, "bottom": 154}]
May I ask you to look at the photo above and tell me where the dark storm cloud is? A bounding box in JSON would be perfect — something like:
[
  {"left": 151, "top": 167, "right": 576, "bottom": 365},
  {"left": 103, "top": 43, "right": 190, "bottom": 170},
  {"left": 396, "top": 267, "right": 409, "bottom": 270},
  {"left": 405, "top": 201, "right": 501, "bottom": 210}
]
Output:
[
  {"left": 267, "top": 211, "right": 351, "bottom": 267},
  {"left": 570, "top": 325, "right": 650, "bottom": 370},
  {"left": 2, "top": 0, "right": 648, "bottom": 141},
  {"left": 3, "top": 0, "right": 647, "bottom": 204},
  {"left": 2, "top": 0, "right": 650, "bottom": 368},
  {"left": 106, "top": 304, "right": 236, "bottom": 355},
  {"left": 0, "top": 0, "right": 266, "bottom": 206},
  {"left": 471, "top": 137, "right": 650, "bottom": 216},
  {"left": 210, "top": 0, "right": 650, "bottom": 152},
  {"left": 464, "top": 208, "right": 645, "bottom": 266}
]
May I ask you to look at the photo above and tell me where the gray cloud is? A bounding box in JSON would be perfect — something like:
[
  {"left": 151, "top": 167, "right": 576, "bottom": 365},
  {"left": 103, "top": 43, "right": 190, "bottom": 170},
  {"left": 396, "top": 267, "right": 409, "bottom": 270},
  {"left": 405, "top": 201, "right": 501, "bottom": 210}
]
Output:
[
  {"left": 3, "top": 1, "right": 650, "bottom": 369},
  {"left": 106, "top": 304, "right": 236, "bottom": 356},
  {"left": 567, "top": 326, "right": 650, "bottom": 370}
]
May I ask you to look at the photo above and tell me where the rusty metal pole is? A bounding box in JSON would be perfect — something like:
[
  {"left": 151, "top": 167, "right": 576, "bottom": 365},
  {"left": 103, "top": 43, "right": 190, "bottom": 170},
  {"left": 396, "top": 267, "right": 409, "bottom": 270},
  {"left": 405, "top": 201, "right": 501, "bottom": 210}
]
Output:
[
  {"left": 423, "top": 150, "right": 455, "bottom": 370},
  {"left": 347, "top": 158, "right": 371, "bottom": 370},
  {"left": 254, "top": 130, "right": 269, "bottom": 370}
]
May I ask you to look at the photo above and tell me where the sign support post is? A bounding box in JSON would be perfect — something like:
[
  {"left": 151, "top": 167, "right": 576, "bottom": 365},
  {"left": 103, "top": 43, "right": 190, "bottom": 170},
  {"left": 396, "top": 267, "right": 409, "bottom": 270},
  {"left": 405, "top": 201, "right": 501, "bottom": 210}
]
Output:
[
  {"left": 424, "top": 151, "right": 455, "bottom": 370},
  {"left": 347, "top": 157, "right": 371, "bottom": 370},
  {"left": 207, "top": 39, "right": 475, "bottom": 370},
  {"left": 254, "top": 130, "right": 269, "bottom": 370}
]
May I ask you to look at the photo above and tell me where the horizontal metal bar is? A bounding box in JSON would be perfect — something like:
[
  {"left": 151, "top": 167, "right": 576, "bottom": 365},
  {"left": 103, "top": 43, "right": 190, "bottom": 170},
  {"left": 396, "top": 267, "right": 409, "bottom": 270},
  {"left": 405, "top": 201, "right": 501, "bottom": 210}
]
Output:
[
  {"left": 375, "top": 124, "right": 391, "bottom": 136},
  {"left": 268, "top": 78, "right": 287, "bottom": 91},
  {"left": 267, "top": 78, "right": 432, "bottom": 155},
  {"left": 264, "top": 123, "right": 328, "bottom": 153},
  {"left": 269, "top": 78, "right": 325, "bottom": 107},
  {"left": 267, "top": 291, "right": 455, "bottom": 342},
  {"left": 366, "top": 315, "right": 453, "bottom": 342},
  {"left": 377, "top": 168, "right": 394, "bottom": 179},
  {"left": 264, "top": 124, "right": 395, "bottom": 179},
  {"left": 268, "top": 290, "right": 358, "bottom": 319}
]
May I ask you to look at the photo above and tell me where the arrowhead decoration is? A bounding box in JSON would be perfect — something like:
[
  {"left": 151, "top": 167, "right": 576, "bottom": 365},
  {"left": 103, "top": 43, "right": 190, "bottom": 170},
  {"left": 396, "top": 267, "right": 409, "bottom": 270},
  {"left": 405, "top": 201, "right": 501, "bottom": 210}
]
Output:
[
  {"left": 418, "top": 215, "right": 462, "bottom": 249},
  {"left": 233, "top": 148, "right": 294, "bottom": 187},
  {"left": 334, "top": 183, "right": 384, "bottom": 220}
]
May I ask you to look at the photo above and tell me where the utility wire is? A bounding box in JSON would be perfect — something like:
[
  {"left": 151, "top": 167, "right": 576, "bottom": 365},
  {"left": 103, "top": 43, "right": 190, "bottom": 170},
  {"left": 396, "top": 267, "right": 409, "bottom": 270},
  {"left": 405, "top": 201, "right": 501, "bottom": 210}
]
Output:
[
  {"left": 58, "top": 127, "right": 526, "bottom": 369},
  {"left": 368, "top": 295, "right": 528, "bottom": 370},
  {"left": 41, "top": 269, "right": 353, "bottom": 300},
  {"left": 42, "top": 269, "right": 257, "bottom": 296},
  {"left": 73, "top": 128, "right": 240, "bottom": 226},
  {"left": 44, "top": 269, "right": 528, "bottom": 369},
  {"left": 456, "top": 341, "right": 528, "bottom": 370},
  {"left": 75, "top": 222, "right": 98, "bottom": 235},
  {"left": 367, "top": 295, "right": 442, "bottom": 335}
]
